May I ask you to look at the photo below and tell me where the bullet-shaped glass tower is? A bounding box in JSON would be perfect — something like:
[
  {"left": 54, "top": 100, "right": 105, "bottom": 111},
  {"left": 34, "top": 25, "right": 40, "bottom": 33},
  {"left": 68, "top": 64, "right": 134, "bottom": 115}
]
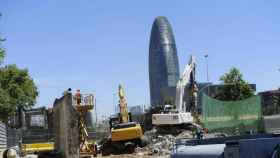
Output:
[{"left": 149, "top": 16, "right": 180, "bottom": 106}]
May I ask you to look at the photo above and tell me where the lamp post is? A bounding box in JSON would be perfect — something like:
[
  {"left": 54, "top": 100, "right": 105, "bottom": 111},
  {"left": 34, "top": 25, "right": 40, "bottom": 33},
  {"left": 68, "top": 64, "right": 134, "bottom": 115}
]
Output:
[
  {"left": 204, "top": 54, "right": 210, "bottom": 96},
  {"left": 198, "top": 84, "right": 211, "bottom": 95},
  {"left": 204, "top": 54, "right": 209, "bottom": 82},
  {"left": 198, "top": 83, "right": 236, "bottom": 97}
]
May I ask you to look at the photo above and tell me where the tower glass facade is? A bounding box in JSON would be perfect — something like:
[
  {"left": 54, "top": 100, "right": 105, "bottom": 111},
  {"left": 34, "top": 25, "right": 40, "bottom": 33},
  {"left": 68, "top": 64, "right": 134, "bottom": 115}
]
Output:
[{"left": 149, "top": 16, "right": 180, "bottom": 106}]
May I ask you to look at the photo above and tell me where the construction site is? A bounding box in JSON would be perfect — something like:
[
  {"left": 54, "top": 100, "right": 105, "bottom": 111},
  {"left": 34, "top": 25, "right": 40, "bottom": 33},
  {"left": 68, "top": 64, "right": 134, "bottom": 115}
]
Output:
[
  {"left": 0, "top": 50, "right": 279, "bottom": 158},
  {"left": 1, "top": 2, "right": 280, "bottom": 158}
]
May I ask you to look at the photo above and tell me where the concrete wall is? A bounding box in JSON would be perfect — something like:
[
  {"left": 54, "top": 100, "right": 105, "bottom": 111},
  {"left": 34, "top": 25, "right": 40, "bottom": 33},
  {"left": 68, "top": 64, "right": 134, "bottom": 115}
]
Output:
[
  {"left": 264, "top": 114, "right": 280, "bottom": 133},
  {"left": 7, "top": 128, "right": 20, "bottom": 148},
  {"left": 53, "top": 94, "right": 79, "bottom": 158}
]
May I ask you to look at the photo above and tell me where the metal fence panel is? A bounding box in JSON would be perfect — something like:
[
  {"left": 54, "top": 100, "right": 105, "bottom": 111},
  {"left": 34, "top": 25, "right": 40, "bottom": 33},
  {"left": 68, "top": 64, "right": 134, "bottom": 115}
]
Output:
[{"left": 0, "top": 122, "right": 7, "bottom": 152}]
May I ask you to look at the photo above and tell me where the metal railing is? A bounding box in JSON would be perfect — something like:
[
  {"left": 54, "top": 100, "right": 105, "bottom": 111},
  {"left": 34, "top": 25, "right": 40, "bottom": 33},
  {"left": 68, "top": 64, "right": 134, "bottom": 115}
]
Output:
[{"left": 72, "top": 94, "right": 94, "bottom": 107}]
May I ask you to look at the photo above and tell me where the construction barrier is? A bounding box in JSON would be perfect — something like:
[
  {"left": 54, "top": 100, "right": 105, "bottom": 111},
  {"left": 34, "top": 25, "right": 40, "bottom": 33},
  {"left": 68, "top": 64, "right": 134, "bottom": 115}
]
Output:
[
  {"left": 0, "top": 122, "right": 7, "bottom": 152},
  {"left": 202, "top": 94, "right": 263, "bottom": 134}
]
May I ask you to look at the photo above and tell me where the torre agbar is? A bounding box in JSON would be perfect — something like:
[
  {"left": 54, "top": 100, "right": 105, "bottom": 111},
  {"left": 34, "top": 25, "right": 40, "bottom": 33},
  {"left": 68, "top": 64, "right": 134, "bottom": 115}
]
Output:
[{"left": 149, "top": 16, "right": 180, "bottom": 106}]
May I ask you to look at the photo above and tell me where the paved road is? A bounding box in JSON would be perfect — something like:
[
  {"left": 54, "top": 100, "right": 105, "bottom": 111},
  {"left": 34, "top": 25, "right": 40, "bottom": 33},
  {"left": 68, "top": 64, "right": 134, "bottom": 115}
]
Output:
[{"left": 101, "top": 154, "right": 168, "bottom": 158}]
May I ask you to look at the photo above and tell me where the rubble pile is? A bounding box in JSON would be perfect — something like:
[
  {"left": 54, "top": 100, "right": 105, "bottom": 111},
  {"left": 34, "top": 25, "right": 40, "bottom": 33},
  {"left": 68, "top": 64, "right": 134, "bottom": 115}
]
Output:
[
  {"left": 102, "top": 128, "right": 229, "bottom": 157},
  {"left": 135, "top": 129, "right": 228, "bottom": 156},
  {"left": 147, "top": 134, "right": 175, "bottom": 155},
  {"left": 134, "top": 129, "right": 194, "bottom": 156},
  {"left": 176, "top": 130, "right": 193, "bottom": 139}
]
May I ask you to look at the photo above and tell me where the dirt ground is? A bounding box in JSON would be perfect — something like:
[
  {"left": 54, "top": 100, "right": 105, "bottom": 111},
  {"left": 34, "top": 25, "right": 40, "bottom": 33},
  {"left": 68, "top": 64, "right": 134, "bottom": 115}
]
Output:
[
  {"left": 23, "top": 154, "right": 169, "bottom": 158},
  {"left": 99, "top": 154, "right": 169, "bottom": 158}
]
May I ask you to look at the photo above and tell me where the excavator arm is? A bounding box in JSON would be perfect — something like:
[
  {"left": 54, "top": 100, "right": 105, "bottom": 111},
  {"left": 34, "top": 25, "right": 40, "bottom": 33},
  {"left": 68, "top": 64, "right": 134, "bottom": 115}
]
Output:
[
  {"left": 118, "top": 84, "right": 130, "bottom": 123},
  {"left": 175, "top": 55, "right": 197, "bottom": 112}
]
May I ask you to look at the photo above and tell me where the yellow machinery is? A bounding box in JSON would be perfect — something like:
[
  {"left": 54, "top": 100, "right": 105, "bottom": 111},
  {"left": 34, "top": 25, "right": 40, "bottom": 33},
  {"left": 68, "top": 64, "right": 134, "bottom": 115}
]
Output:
[
  {"left": 75, "top": 94, "right": 97, "bottom": 157},
  {"left": 101, "top": 84, "right": 145, "bottom": 155},
  {"left": 110, "top": 85, "right": 143, "bottom": 141},
  {"left": 111, "top": 123, "right": 143, "bottom": 142},
  {"left": 18, "top": 107, "right": 55, "bottom": 157},
  {"left": 21, "top": 142, "right": 54, "bottom": 155}
]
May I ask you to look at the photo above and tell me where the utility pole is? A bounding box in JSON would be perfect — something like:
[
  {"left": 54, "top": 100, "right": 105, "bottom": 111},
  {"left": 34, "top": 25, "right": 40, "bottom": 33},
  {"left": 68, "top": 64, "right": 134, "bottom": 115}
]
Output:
[
  {"left": 278, "top": 68, "right": 280, "bottom": 90},
  {"left": 204, "top": 54, "right": 210, "bottom": 95},
  {"left": 204, "top": 54, "right": 209, "bottom": 82},
  {"left": 95, "top": 98, "right": 97, "bottom": 126}
]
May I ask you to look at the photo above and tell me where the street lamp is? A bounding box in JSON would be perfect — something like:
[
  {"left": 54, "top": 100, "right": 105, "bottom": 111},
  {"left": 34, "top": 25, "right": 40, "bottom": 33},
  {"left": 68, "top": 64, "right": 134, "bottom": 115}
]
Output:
[
  {"left": 204, "top": 54, "right": 210, "bottom": 96},
  {"left": 198, "top": 83, "right": 212, "bottom": 95},
  {"left": 204, "top": 54, "right": 209, "bottom": 82}
]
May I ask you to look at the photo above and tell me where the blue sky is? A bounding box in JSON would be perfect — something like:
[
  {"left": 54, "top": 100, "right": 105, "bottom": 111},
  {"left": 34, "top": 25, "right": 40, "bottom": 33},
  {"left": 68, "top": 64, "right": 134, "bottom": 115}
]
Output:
[{"left": 1, "top": 0, "right": 280, "bottom": 117}]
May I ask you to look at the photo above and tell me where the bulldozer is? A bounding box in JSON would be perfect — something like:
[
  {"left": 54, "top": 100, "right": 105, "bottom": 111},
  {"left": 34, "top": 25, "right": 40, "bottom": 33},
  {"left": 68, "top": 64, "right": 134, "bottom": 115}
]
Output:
[{"left": 101, "top": 84, "right": 146, "bottom": 155}]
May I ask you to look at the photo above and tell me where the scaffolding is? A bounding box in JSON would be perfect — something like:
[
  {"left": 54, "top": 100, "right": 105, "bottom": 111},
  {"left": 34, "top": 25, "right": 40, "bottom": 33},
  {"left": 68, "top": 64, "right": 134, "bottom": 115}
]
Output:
[{"left": 73, "top": 94, "right": 97, "bottom": 156}]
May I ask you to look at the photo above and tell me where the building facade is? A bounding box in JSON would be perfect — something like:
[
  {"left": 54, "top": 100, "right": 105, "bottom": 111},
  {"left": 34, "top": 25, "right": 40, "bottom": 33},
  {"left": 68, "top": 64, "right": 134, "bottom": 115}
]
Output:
[
  {"left": 258, "top": 89, "right": 280, "bottom": 115},
  {"left": 149, "top": 16, "right": 180, "bottom": 106},
  {"left": 129, "top": 105, "right": 146, "bottom": 115}
]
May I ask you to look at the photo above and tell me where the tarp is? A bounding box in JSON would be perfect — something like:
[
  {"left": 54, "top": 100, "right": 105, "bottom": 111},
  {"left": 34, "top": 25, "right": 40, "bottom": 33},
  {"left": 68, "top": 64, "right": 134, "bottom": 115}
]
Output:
[{"left": 202, "top": 94, "right": 263, "bottom": 134}]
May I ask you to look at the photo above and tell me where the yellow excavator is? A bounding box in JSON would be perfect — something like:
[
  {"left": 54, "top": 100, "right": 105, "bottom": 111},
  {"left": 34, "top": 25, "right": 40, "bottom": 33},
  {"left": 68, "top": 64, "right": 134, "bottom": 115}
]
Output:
[{"left": 101, "top": 84, "right": 146, "bottom": 155}]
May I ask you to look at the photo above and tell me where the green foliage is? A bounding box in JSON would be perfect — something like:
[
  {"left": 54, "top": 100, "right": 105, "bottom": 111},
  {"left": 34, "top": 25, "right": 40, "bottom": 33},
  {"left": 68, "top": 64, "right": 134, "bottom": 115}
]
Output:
[
  {"left": 215, "top": 67, "right": 254, "bottom": 101},
  {"left": 0, "top": 65, "right": 38, "bottom": 120},
  {"left": 163, "top": 96, "right": 175, "bottom": 105},
  {"left": 0, "top": 88, "right": 12, "bottom": 119}
]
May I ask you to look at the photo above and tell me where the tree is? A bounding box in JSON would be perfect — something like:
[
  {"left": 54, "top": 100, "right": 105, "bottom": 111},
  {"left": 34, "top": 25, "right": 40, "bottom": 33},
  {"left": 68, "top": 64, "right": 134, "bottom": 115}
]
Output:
[
  {"left": 0, "top": 33, "right": 10, "bottom": 119},
  {"left": 0, "top": 30, "right": 38, "bottom": 120},
  {"left": 0, "top": 16, "right": 38, "bottom": 120},
  {"left": 0, "top": 88, "right": 12, "bottom": 119},
  {"left": 215, "top": 67, "right": 254, "bottom": 101},
  {"left": 0, "top": 65, "right": 38, "bottom": 120},
  {"left": 163, "top": 96, "right": 175, "bottom": 105}
]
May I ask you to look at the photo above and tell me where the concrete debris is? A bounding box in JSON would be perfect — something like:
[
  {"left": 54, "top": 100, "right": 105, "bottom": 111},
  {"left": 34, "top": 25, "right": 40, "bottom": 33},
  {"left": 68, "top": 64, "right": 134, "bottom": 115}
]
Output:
[
  {"left": 175, "top": 130, "right": 193, "bottom": 139},
  {"left": 138, "top": 129, "right": 178, "bottom": 156},
  {"left": 102, "top": 128, "right": 229, "bottom": 157},
  {"left": 133, "top": 128, "right": 229, "bottom": 156}
]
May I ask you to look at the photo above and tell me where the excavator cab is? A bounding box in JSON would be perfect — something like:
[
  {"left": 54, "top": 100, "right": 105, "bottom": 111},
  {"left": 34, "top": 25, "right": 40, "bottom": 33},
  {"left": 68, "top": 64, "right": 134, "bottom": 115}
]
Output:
[
  {"left": 163, "top": 104, "right": 173, "bottom": 113},
  {"left": 109, "top": 112, "right": 133, "bottom": 130}
]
